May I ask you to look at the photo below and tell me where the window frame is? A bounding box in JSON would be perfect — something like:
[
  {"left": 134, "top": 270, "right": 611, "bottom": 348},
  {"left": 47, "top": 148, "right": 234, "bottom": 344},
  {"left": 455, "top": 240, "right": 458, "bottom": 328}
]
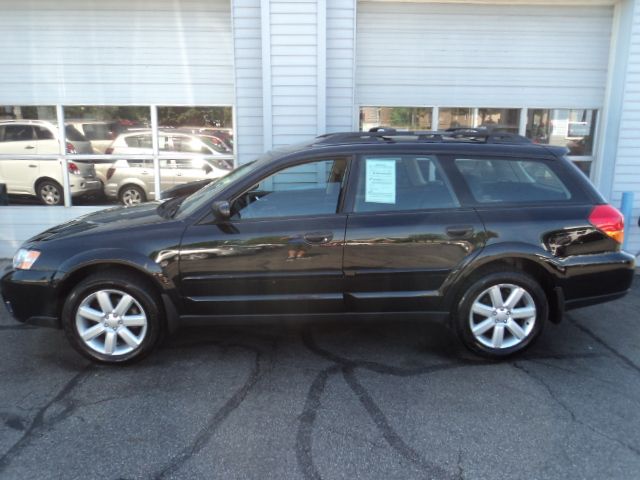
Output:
[
  {"left": 444, "top": 153, "right": 591, "bottom": 208},
  {"left": 223, "top": 155, "right": 354, "bottom": 223},
  {"left": 344, "top": 153, "right": 462, "bottom": 216}
]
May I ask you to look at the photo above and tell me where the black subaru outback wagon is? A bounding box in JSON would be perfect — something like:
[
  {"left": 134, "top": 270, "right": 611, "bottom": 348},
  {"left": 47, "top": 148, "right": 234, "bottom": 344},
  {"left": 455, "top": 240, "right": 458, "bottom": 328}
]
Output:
[{"left": 1, "top": 128, "right": 635, "bottom": 364}]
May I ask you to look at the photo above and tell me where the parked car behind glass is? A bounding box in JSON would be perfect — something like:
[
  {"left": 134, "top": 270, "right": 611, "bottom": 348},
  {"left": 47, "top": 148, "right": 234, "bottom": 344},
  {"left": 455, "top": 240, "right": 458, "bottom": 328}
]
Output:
[
  {"left": 104, "top": 156, "right": 232, "bottom": 205},
  {"left": 0, "top": 120, "right": 100, "bottom": 205}
]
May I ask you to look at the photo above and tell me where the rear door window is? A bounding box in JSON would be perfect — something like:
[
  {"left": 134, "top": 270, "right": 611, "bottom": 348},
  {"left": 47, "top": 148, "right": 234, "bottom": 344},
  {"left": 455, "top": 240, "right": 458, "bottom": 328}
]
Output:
[
  {"left": 353, "top": 155, "right": 459, "bottom": 212},
  {"left": 454, "top": 158, "right": 571, "bottom": 204}
]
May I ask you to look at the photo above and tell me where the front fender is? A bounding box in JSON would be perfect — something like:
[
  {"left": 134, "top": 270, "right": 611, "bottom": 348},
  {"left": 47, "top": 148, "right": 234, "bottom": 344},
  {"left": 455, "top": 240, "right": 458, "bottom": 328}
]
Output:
[{"left": 52, "top": 248, "right": 175, "bottom": 292}]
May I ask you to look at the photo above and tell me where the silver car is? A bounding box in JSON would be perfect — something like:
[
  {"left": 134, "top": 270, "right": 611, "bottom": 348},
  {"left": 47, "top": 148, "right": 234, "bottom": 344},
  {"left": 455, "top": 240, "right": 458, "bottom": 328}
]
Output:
[
  {"left": 0, "top": 120, "right": 101, "bottom": 205},
  {"left": 103, "top": 156, "right": 232, "bottom": 205}
]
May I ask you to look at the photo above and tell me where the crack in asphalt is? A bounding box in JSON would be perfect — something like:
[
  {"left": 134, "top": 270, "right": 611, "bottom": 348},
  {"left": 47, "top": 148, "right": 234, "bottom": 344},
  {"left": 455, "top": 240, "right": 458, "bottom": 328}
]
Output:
[
  {"left": 342, "top": 367, "right": 459, "bottom": 479},
  {"left": 0, "top": 364, "right": 94, "bottom": 474},
  {"left": 295, "top": 366, "right": 341, "bottom": 480},
  {"left": 512, "top": 361, "right": 640, "bottom": 457},
  {"left": 152, "top": 344, "right": 264, "bottom": 480},
  {"left": 567, "top": 316, "right": 640, "bottom": 375},
  {"left": 296, "top": 325, "right": 621, "bottom": 479}
]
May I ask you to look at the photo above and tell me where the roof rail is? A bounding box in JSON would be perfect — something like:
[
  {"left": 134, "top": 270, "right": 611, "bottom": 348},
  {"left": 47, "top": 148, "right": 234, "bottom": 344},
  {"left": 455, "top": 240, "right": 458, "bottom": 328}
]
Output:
[{"left": 314, "top": 126, "right": 532, "bottom": 146}]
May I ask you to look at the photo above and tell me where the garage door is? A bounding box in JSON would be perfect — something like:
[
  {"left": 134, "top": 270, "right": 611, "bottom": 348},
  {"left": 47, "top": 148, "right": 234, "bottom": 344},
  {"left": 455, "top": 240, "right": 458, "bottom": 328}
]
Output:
[
  {"left": 0, "top": 0, "right": 233, "bottom": 105},
  {"left": 356, "top": 1, "right": 613, "bottom": 109}
]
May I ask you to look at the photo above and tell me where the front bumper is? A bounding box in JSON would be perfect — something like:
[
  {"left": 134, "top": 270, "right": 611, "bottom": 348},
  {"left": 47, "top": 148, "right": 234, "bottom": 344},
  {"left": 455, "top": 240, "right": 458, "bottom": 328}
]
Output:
[{"left": 1, "top": 266, "right": 61, "bottom": 328}]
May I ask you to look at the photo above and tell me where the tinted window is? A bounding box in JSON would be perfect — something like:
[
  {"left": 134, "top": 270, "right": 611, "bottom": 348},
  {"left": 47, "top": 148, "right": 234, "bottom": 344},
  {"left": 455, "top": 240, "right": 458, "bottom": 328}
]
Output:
[
  {"left": 125, "top": 134, "right": 152, "bottom": 148},
  {"left": 82, "top": 124, "right": 111, "bottom": 140},
  {"left": 35, "top": 126, "right": 54, "bottom": 140},
  {"left": 3, "top": 125, "right": 34, "bottom": 142},
  {"left": 232, "top": 158, "right": 348, "bottom": 220},
  {"left": 353, "top": 155, "right": 458, "bottom": 212},
  {"left": 455, "top": 158, "right": 571, "bottom": 203},
  {"left": 65, "top": 125, "right": 87, "bottom": 141}
]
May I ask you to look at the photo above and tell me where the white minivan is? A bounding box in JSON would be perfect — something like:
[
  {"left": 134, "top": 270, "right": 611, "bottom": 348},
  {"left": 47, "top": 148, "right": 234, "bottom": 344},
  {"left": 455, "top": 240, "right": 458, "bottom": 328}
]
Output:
[{"left": 0, "top": 120, "right": 101, "bottom": 205}]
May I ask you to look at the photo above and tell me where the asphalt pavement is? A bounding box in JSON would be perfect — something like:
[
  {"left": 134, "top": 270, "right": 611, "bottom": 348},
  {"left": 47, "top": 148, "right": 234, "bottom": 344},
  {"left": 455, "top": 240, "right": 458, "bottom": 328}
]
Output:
[{"left": 1, "top": 263, "right": 639, "bottom": 480}]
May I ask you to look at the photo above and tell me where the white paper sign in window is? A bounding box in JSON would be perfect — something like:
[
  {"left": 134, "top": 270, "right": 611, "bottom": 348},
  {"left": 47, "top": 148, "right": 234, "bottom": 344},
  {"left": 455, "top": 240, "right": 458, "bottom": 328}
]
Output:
[{"left": 365, "top": 159, "right": 396, "bottom": 204}]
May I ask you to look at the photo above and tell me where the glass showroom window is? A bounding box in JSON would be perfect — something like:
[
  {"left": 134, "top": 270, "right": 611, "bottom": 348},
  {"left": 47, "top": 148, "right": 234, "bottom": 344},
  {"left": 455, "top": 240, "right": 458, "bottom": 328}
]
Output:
[
  {"left": 359, "top": 107, "right": 433, "bottom": 131},
  {"left": 62, "top": 106, "right": 152, "bottom": 206},
  {"left": 0, "top": 105, "right": 235, "bottom": 207},
  {"left": 439, "top": 108, "right": 520, "bottom": 132},
  {"left": 526, "top": 109, "right": 597, "bottom": 176},
  {"left": 0, "top": 105, "right": 68, "bottom": 206}
]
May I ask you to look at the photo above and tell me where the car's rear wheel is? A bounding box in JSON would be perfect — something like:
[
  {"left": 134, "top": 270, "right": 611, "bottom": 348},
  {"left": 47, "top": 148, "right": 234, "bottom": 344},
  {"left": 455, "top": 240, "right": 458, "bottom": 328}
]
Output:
[
  {"left": 455, "top": 271, "right": 547, "bottom": 358},
  {"left": 119, "top": 185, "right": 146, "bottom": 206},
  {"left": 37, "top": 179, "right": 63, "bottom": 206},
  {"left": 62, "top": 272, "right": 163, "bottom": 364}
]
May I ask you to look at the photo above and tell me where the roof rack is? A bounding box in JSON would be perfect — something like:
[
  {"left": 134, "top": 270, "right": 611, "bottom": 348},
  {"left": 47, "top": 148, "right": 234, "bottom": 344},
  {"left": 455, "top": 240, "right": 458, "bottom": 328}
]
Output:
[{"left": 314, "top": 126, "right": 532, "bottom": 146}]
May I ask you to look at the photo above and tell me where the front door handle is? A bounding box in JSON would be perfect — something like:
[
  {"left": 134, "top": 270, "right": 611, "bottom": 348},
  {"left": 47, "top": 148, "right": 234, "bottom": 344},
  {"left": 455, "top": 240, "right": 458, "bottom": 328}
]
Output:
[
  {"left": 25, "top": 145, "right": 35, "bottom": 150},
  {"left": 304, "top": 232, "right": 334, "bottom": 244},
  {"left": 446, "top": 225, "right": 474, "bottom": 238}
]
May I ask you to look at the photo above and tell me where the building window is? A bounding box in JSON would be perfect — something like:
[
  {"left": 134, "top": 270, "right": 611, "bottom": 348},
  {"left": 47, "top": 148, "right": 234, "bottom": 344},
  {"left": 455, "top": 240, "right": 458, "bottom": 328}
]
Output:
[
  {"left": 0, "top": 105, "right": 235, "bottom": 207},
  {"left": 526, "top": 109, "right": 596, "bottom": 154},
  {"left": 359, "top": 107, "right": 432, "bottom": 131},
  {"left": 439, "top": 108, "right": 521, "bottom": 133}
]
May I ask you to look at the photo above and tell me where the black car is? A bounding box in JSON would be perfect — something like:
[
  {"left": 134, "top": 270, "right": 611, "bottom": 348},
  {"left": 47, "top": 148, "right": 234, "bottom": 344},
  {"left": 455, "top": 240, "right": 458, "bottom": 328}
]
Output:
[{"left": 1, "top": 129, "right": 635, "bottom": 364}]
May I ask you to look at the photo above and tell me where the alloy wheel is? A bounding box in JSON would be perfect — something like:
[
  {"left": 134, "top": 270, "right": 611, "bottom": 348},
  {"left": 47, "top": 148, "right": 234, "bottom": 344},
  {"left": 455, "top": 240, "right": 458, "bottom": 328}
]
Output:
[
  {"left": 40, "top": 184, "right": 61, "bottom": 205},
  {"left": 468, "top": 283, "right": 536, "bottom": 349},
  {"left": 75, "top": 289, "right": 148, "bottom": 356}
]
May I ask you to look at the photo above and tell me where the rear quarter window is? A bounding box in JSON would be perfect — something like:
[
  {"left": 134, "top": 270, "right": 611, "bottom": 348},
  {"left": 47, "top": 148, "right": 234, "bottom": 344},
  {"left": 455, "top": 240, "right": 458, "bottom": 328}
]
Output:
[{"left": 454, "top": 158, "right": 574, "bottom": 204}]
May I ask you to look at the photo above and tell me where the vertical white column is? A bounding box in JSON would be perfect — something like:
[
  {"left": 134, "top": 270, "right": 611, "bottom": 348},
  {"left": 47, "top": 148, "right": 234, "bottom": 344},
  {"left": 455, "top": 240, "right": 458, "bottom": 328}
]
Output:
[
  {"left": 317, "top": 0, "right": 327, "bottom": 135},
  {"left": 432, "top": 106, "right": 440, "bottom": 131},
  {"left": 519, "top": 108, "right": 528, "bottom": 136},
  {"left": 55, "top": 105, "right": 72, "bottom": 207},
  {"left": 150, "top": 105, "right": 161, "bottom": 200},
  {"left": 260, "top": 0, "right": 273, "bottom": 151}
]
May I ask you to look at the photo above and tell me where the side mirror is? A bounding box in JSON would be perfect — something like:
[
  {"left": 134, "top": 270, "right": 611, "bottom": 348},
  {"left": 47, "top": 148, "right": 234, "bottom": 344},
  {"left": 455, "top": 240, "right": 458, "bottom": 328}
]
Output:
[{"left": 212, "top": 200, "right": 231, "bottom": 219}]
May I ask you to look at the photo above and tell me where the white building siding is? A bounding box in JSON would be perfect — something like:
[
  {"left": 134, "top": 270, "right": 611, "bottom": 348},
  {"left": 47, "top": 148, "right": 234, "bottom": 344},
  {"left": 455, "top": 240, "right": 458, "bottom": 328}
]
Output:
[
  {"left": 0, "top": 0, "right": 234, "bottom": 105},
  {"left": 269, "top": 0, "right": 319, "bottom": 148},
  {"left": 233, "top": 0, "right": 264, "bottom": 164},
  {"left": 326, "top": 0, "right": 356, "bottom": 132},
  {"left": 611, "top": 0, "right": 640, "bottom": 255},
  {"left": 356, "top": 2, "right": 613, "bottom": 109}
]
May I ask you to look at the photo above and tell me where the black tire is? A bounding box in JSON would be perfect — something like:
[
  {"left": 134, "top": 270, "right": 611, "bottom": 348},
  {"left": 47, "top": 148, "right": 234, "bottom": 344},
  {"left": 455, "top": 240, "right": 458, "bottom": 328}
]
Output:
[
  {"left": 454, "top": 270, "right": 547, "bottom": 359},
  {"left": 61, "top": 271, "right": 164, "bottom": 364},
  {"left": 36, "top": 179, "right": 64, "bottom": 206},
  {"left": 118, "top": 184, "right": 146, "bottom": 206}
]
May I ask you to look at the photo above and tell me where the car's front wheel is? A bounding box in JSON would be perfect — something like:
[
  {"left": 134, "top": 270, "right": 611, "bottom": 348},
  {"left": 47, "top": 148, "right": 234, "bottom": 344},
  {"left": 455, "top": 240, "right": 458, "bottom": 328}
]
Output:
[
  {"left": 455, "top": 271, "right": 547, "bottom": 359},
  {"left": 62, "top": 272, "right": 163, "bottom": 364}
]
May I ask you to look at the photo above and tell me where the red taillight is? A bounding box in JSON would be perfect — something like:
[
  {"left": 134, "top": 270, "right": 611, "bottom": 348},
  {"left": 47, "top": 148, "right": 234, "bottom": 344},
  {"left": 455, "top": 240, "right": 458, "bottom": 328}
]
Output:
[
  {"left": 68, "top": 161, "right": 80, "bottom": 175},
  {"left": 66, "top": 142, "right": 77, "bottom": 154},
  {"left": 106, "top": 167, "right": 115, "bottom": 180},
  {"left": 589, "top": 204, "right": 624, "bottom": 244},
  {"left": 105, "top": 147, "right": 114, "bottom": 155}
]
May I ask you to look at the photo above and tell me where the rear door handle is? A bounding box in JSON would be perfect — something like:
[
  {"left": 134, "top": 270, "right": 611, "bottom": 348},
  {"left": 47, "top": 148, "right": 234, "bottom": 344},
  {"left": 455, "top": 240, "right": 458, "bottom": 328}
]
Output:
[
  {"left": 446, "top": 225, "right": 474, "bottom": 238},
  {"left": 25, "top": 145, "right": 35, "bottom": 150},
  {"left": 304, "top": 232, "right": 334, "bottom": 244}
]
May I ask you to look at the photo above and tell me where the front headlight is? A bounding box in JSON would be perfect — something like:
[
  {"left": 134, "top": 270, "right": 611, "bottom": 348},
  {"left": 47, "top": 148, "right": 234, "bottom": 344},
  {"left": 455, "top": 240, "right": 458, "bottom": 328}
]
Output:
[{"left": 13, "top": 249, "right": 41, "bottom": 270}]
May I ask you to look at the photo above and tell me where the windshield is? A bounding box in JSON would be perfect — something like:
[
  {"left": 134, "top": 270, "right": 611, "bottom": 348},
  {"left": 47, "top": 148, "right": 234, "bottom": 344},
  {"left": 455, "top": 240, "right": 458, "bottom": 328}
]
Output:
[{"left": 174, "top": 161, "right": 260, "bottom": 218}]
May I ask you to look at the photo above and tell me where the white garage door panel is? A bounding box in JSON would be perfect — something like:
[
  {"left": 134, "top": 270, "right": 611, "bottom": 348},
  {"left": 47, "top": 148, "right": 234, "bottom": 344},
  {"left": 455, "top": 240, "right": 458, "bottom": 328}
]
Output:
[
  {"left": 356, "top": 1, "right": 613, "bottom": 108},
  {"left": 0, "top": 0, "right": 233, "bottom": 105}
]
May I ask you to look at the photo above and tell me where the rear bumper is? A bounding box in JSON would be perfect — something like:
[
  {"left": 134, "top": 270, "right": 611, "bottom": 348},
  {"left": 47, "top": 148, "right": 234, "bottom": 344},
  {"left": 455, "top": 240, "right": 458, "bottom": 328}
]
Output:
[
  {"left": 70, "top": 178, "right": 102, "bottom": 196},
  {"left": 558, "top": 250, "right": 635, "bottom": 310},
  {"left": 1, "top": 266, "right": 61, "bottom": 328}
]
